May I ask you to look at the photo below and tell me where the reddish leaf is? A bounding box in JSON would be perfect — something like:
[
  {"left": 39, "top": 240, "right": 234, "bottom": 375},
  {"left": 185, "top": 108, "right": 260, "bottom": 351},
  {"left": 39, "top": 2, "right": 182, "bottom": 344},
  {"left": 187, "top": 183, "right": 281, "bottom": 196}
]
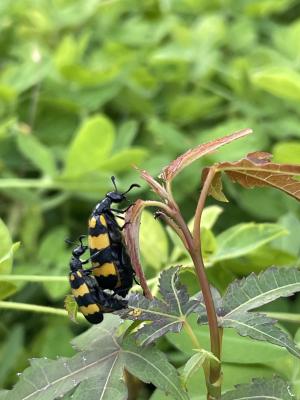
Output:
[
  {"left": 216, "top": 154, "right": 300, "bottom": 201},
  {"left": 161, "top": 128, "right": 252, "bottom": 181},
  {"left": 124, "top": 200, "right": 153, "bottom": 299}
]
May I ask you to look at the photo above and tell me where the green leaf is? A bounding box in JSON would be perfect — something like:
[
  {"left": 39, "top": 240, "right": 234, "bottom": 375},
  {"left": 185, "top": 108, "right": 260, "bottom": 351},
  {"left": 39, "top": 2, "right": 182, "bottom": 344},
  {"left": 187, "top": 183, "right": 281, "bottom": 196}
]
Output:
[
  {"left": 38, "top": 227, "right": 70, "bottom": 300},
  {"left": 114, "top": 120, "right": 138, "bottom": 151},
  {"left": 219, "top": 268, "right": 300, "bottom": 358},
  {"left": 97, "top": 147, "right": 148, "bottom": 172},
  {"left": 167, "top": 314, "right": 289, "bottom": 365},
  {"left": 5, "top": 315, "right": 187, "bottom": 400},
  {"left": 252, "top": 68, "right": 300, "bottom": 102},
  {"left": 272, "top": 213, "right": 300, "bottom": 257},
  {"left": 210, "top": 223, "right": 287, "bottom": 263},
  {"left": 121, "top": 267, "right": 200, "bottom": 345},
  {"left": 181, "top": 350, "right": 219, "bottom": 387},
  {"left": 59, "top": 63, "right": 120, "bottom": 86},
  {"left": 151, "top": 362, "right": 275, "bottom": 400},
  {"left": 273, "top": 141, "right": 300, "bottom": 164},
  {"left": 139, "top": 210, "right": 168, "bottom": 270},
  {"left": 0, "top": 282, "right": 17, "bottom": 300},
  {"left": 222, "top": 267, "right": 300, "bottom": 315},
  {"left": 221, "top": 376, "right": 295, "bottom": 400},
  {"left": 63, "top": 115, "right": 115, "bottom": 178},
  {"left": 0, "top": 326, "right": 24, "bottom": 385},
  {"left": 200, "top": 206, "right": 224, "bottom": 230},
  {"left": 122, "top": 336, "right": 188, "bottom": 400},
  {"left": 64, "top": 295, "right": 78, "bottom": 324},
  {"left": 0, "top": 219, "right": 13, "bottom": 274},
  {"left": 17, "top": 133, "right": 57, "bottom": 176}
]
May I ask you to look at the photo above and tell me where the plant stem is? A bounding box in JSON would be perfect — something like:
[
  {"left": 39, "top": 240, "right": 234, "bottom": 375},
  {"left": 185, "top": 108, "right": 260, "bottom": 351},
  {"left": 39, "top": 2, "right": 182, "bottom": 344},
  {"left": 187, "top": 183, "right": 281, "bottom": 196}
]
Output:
[
  {"left": 0, "top": 301, "right": 85, "bottom": 322},
  {"left": 266, "top": 311, "right": 300, "bottom": 323},
  {"left": 0, "top": 275, "right": 67, "bottom": 282},
  {"left": 184, "top": 320, "right": 201, "bottom": 349},
  {"left": 165, "top": 171, "right": 221, "bottom": 397},
  {"left": 0, "top": 178, "right": 54, "bottom": 189},
  {"left": 193, "top": 167, "right": 216, "bottom": 253}
]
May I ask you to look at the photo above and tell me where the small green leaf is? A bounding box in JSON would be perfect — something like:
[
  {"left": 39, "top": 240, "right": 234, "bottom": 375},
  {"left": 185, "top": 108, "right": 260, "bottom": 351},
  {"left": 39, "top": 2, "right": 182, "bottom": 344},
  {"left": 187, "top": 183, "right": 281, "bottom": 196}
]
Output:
[
  {"left": 201, "top": 206, "right": 223, "bottom": 230},
  {"left": 0, "top": 282, "right": 17, "bottom": 300},
  {"left": 221, "top": 376, "right": 294, "bottom": 400},
  {"left": 98, "top": 147, "right": 148, "bottom": 172},
  {"left": 64, "top": 115, "right": 115, "bottom": 177},
  {"left": 211, "top": 223, "right": 287, "bottom": 263},
  {"left": 252, "top": 67, "right": 300, "bottom": 102},
  {"left": 181, "top": 350, "right": 219, "bottom": 387},
  {"left": 64, "top": 295, "right": 78, "bottom": 323},
  {"left": 139, "top": 210, "right": 168, "bottom": 270},
  {"left": 273, "top": 141, "right": 300, "bottom": 164},
  {"left": 17, "top": 133, "right": 57, "bottom": 176},
  {"left": 115, "top": 120, "right": 138, "bottom": 151},
  {"left": 0, "top": 219, "right": 13, "bottom": 274}
]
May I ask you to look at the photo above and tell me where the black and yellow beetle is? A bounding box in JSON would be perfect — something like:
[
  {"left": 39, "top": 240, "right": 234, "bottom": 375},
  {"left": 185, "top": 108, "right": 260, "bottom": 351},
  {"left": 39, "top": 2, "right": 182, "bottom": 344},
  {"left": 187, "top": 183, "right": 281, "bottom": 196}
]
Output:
[
  {"left": 68, "top": 237, "right": 127, "bottom": 324},
  {"left": 87, "top": 177, "right": 139, "bottom": 297}
]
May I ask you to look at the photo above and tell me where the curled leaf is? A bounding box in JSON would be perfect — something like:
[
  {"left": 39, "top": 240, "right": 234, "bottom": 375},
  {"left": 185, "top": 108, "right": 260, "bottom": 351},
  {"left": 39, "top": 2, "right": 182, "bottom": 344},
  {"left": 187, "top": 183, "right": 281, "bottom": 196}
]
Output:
[
  {"left": 161, "top": 128, "right": 252, "bottom": 182},
  {"left": 206, "top": 171, "right": 228, "bottom": 203},
  {"left": 216, "top": 154, "right": 300, "bottom": 201},
  {"left": 137, "top": 167, "right": 169, "bottom": 200}
]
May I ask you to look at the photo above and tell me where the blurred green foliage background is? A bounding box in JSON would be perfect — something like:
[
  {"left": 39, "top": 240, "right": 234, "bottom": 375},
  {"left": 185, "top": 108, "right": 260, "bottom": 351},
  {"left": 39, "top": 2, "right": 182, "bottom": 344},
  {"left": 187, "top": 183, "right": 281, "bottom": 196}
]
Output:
[{"left": 1, "top": 0, "right": 300, "bottom": 396}]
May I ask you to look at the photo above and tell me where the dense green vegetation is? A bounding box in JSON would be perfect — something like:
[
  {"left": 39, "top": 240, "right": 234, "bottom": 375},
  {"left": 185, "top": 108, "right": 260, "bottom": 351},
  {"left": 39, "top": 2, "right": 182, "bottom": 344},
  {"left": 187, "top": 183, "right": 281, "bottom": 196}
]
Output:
[{"left": 1, "top": 0, "right": 300, "bottom": 398}]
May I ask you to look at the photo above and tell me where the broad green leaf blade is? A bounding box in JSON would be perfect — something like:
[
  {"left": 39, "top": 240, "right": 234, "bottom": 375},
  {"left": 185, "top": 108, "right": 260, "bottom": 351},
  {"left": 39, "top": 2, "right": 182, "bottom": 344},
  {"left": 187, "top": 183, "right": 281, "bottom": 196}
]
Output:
[
  {"left": 211, "top": 223, "right": 287, "bottom": 263},
  {"left": 122, "top": 268, "right": 199, "bottom": 345},
  {"left": 222, "top": 267, "right": 300, "bottom": 315},
  {"left": 222, "top": 376, "right": 295, "bottom": 400},
  {"left": 0, "top": 391, "right": 8, "bottom": 400},
  {"left": 17, "top": 133, "right": 57, "bottom": 176},
  {"left": 63, "top": 115, "right": 115, "bottom": 178},
  {"left": 221, "top": 312, "right": 300, "bottom": 358},
  {"left": 5, "top": 345, "right": 120, "bottom": 400},
  {"left": 71, "top": 360, "right": 126, "bottom": 400},
  {"left": 71, "top": 314, "right": 122, "bottom": 351},
  {"left": 122, "top": 336, "right": 188, "bottom": 400}
]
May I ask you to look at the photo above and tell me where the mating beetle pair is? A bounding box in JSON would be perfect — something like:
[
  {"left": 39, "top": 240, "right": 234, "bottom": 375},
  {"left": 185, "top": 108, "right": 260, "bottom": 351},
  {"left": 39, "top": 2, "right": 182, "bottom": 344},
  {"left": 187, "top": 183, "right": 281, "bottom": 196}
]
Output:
[{"left": 68, "top": 177, "right": 139, "bottom": 324}]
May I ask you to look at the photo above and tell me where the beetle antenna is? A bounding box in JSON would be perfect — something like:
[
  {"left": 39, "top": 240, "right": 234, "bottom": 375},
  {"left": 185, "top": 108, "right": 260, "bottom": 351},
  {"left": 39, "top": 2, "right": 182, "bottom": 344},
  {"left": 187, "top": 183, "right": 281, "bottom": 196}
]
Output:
[
  {"left": 122, "top": 183, "right": 140, "bottom": 195},
  {"left": 111, "top": 176, "right": 118, "bottom": 192},
  {"left": 65, "top": 238, "right": 75, "bottom": 245}
]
